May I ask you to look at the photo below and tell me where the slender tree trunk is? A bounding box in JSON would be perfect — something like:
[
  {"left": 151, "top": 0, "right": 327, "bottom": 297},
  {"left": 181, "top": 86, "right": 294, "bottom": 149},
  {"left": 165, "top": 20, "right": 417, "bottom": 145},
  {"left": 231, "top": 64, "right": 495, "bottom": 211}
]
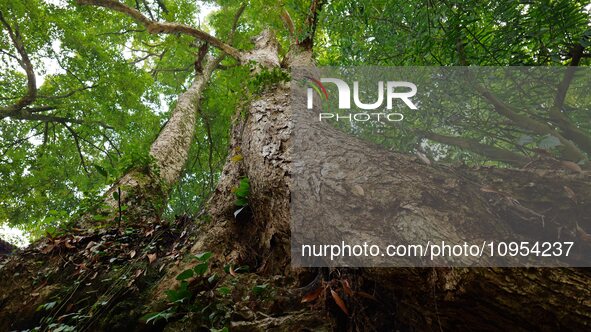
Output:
[
  {"left": 149, "top": 56, "right": 221, "bottom": 188},
  {"left": 79, "top": 56, "right": 221, "bottom": 227}
]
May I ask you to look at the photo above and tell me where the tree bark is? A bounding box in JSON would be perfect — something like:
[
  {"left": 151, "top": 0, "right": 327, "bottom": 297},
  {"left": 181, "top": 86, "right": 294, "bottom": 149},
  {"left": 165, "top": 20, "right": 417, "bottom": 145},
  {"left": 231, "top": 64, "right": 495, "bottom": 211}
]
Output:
[{"left": 76, "top": 56, "right": 221, "bottom": 229}]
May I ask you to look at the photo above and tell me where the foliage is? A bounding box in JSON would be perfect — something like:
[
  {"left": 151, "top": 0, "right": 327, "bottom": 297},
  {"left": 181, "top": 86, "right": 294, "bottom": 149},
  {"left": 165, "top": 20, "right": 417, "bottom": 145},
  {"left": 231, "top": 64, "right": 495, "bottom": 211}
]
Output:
[
  {"left": 318, "top": 0, "right": 591, "bottom": 165},
  {"left": 233, "top": 177, "right": 250, "bottom": 207},
  {"left": 142, "top": 250, "right": 237, "bottom": 330}
]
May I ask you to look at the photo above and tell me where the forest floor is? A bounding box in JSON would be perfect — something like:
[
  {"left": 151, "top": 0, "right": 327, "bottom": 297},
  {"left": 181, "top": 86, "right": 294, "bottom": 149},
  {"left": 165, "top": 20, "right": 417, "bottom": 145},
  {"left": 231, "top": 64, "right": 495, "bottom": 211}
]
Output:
[{"left": 0, "top": 215, "right": 345, "bottom": 331}]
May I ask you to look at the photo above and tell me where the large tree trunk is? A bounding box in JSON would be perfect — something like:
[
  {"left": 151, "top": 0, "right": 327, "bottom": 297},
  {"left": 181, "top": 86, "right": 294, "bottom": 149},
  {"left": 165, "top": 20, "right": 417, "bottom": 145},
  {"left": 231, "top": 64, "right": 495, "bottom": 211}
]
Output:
[
  {"left": 175, "top": 49, "right": 591, "bottom": 330},
  {"left": 139, "top": 47, "right": 589, "bottom": 330}
]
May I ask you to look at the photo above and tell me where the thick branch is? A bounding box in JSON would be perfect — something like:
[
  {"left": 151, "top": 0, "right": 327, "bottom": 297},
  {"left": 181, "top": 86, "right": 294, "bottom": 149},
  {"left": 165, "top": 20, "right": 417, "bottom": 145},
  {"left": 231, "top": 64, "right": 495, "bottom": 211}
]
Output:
[
  {"left": 150, "top": 4, "right": 246, "bottom": 185},
  {"left": 227, "top": 3, "right": 246, "bottom": 44},
  {"left": 476, "top": 85, "right": 588, "bottom": 162},
  {"left": 419, "top": 130, "right": 530, "bottom": 167},
  {"left": 148, "top": 4, "right": 245, "bottom": 186},
  {"left": 10, "top": 111, "right": 114, "bottom": 129},
  {"left": 76, "top": 0, "right": 244, "bottom": 61},
  {"left": 549, "top": 43, "right": 591, "bottom": 155},
  {"left": 0, "top": 11, "right": 37, "bottom": 116},
  {"left": 149, "top": 55, "right": 222, "bottom": 186},
  {"left": 299, "top": 0, "right": 325, "bottom": 50}
]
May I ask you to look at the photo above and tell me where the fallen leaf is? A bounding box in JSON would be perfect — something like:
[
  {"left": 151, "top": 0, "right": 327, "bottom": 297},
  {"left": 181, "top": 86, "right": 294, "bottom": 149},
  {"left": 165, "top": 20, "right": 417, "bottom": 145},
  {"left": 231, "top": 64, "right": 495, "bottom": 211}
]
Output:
[
  {"left": 147, "top": 253, "right": 157, "bottom": 264},
  {"left": 560, "top": 161, "right": 582, "bottom": 173},
  {"left": 229, "top": 265, "right": 237, "bottom": 277},
  {"left": 341, "top": 279, "right": 353, "bottom": 297},
  {"left": 351, "top": 185, "right": 364, "bottom": 197},
  {"left": 563, "top": 186, "right": 576, "bottom": 202},
  {"left": 41, "top": 244, "right": 55, "bottom": 254},
  {"left": 577, "top": 226, "right": 591, "bottom": 245},
  {"left": 330, "top": 289, "right": 349, "bottom": 316},
  {"left": 301, "top": 286, "right": 323, "bottom": 303},
  {"left": 480, "top": 186, "right": 500, "bottom": 194},
  {"left": 533, "top": 148, "right": 552, "bottom": 156},
  {"left": 355, "top": 291, "right": 378, "bottom": 302},
  {"left": 129, "top": 250, "right": 136, "bottom": 259}
]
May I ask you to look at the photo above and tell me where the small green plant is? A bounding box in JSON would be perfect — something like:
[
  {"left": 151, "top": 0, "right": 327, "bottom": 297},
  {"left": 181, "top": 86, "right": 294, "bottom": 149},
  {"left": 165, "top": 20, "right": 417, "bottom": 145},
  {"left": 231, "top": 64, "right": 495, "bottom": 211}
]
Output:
[
  {"left": 175, "top": 251, "right": 213, "bottom": 282},
  {"left": 210, "top": 327, "right": 229, "bottom": 332},
  {"left": 141, "top": 307, "right": 176, "bottom": 325},
  {"left": 233, "top": 177, "right": 250, "bottom": 207},
  {"left": 142, "top": 251, "right": 214, "bottom": 324},
  {"left": 36, "top": 301, "right": 57, "bottom": 312},
  {"left": 252, "top": 283, "right": 269, "bottom": 296}
]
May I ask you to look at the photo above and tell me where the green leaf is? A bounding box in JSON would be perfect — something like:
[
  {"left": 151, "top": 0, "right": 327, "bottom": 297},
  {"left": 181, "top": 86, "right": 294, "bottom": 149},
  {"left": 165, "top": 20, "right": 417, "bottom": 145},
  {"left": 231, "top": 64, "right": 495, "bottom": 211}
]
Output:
[
  {"left": 36, "top": 301, "right": 57, "bottom": 312},
  {"left": 235, "top": 177, "right": 250, "bottom": 199},
  {"left": 234, "top": 198, "right": 248, "bottom": 207},
  {"left": 210, "top": 327, "right": 229, "bottom": 332},
  {"left": 165, "top": 281, "right": 191, "bottom": 302},
  {"left": 217, "top": 286, "right": 231, "bottom": 295},
  {"left": 538, "top": 135, "right": 562, "bottom": 149},
  {"left": 252, "top": 283, "right": 269, "bottom": 295},
  {"left": 517, "top": 135, "right": 533, "bottom": 146},
  {"left": 176, "top": 269, "right": 194, "bottom": 280},
  {"left": 193, "top": 262, "right": 209, "bottom": 275},
  {"left": 194, "top": 251, "right": 212, "bottom": 262},
  {"left": 141, "top": 308, "right": 176, "bottom": 325},
  {"left": 92, "top": 214, "right": 108, "bottom": 221},
  {"left": 94, "top": 165, "right": 108, "bottom": 178}
]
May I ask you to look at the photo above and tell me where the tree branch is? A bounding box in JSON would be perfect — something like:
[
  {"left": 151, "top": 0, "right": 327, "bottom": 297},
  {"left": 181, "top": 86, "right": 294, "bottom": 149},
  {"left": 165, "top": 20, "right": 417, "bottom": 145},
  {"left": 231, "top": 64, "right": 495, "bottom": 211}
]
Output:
[
  {"left": 475, "top": 84, "right": 588, "bottom": 162},
  {"left": 299, "top": 0, "right": 326, "bottom": 50},
  {"left": 63, "top": 124, "right": 90, "bottom": 174},
  {"left": 228, "top": 3, "right": 246, "bottom": 45},
  {"left": 11, "top": 111, "right": 114, "bottom": 129},
  {"left": 419, "top": 130, "right": 530, "bottom": 167},
  {"left": 0, "top": 11, "right": 37, "bottom": 116},
  {"left": 37, "top": 84, "right": 98, "bottom": 100},
  {"left": 280, "top": 9, "right": 296, "bottom": 43},
  {"left": 76, "top": 0, "right": 244, "bottom": 61},
  {"left": 548, "top": 43, "right": 591, "bottom": 154},
  {"left": 149, "top": 4, "right": 246, "bottom": 185}
]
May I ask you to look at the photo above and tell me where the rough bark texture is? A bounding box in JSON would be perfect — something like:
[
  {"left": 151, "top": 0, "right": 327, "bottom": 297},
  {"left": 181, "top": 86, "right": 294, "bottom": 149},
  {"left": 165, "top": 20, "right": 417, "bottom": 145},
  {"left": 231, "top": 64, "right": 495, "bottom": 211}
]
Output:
[
  {"left": 187, "top": 48, "right": 590, "bottom": 329},
  {"left": 150, "top": 56, "right": 221, "bottom": 187},
  {"left": 163, "top": 48, "right": 590, "bottom": 329}
]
